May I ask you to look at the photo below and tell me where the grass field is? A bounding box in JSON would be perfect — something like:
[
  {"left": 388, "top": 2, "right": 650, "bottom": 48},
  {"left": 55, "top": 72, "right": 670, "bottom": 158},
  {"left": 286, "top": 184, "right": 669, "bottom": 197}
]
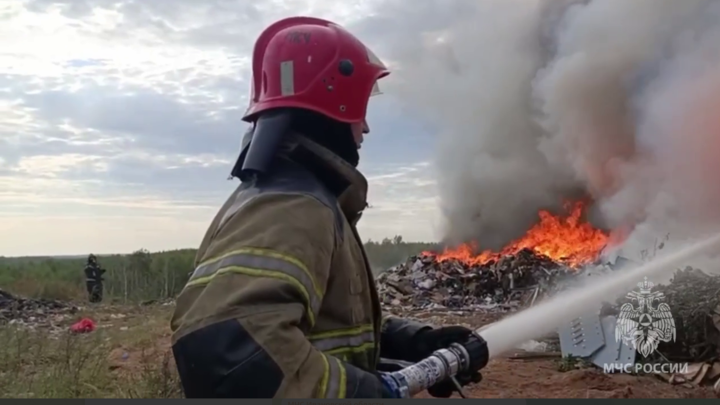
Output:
[
  {"left": 3, "top": 302, "right": 717, "bottom": 398},
  {"left": 0, "top": 304, "right": 181, "bottom": 398}
]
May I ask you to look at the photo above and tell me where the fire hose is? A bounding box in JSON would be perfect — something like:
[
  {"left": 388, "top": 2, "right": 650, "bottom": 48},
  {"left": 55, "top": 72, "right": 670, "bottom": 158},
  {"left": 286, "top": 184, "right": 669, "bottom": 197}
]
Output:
[{"left": 378, "top": 331, "right": 489, "bottom": 398}]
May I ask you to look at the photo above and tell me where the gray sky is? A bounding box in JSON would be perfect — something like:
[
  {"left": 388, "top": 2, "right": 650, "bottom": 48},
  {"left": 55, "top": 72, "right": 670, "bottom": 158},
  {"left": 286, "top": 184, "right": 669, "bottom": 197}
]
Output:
[
  {"left": 8, "top": 0, "right": 718, "bottom": 259},
  {"left": 0, "top": 0, "right": 442, "bottom": 256}
]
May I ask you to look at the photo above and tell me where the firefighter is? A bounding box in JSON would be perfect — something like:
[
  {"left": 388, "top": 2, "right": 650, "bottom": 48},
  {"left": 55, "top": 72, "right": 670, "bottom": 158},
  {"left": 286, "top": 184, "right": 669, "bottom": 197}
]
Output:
[
  {"left": 84, "top": 254, "right": 105, "bottom": 303},
  {"left": 170, "top": 16, "right": 483, "bottom": 398}
]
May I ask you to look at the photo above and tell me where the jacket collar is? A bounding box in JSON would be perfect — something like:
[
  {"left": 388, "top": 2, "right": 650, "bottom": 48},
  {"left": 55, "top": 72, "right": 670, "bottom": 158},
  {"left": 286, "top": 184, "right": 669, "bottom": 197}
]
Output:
[{"left": 286, "top": 134, "right": 369, "bottom": 224}]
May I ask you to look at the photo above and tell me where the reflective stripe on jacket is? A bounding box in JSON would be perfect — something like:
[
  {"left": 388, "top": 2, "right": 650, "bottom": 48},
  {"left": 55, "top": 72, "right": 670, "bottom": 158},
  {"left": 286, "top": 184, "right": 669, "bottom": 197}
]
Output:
[
  {"left": 170, "top": 136, "right": 430, "bottom": 398},
  {"left": 171, "top": 137, "right": 371, "bottom": 397}
]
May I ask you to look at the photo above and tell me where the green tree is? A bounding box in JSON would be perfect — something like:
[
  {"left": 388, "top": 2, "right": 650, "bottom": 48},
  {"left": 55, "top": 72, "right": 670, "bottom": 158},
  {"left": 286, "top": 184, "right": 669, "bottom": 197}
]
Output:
[{"left": 0, "top": 237, "right": 439, "bottom": 300}]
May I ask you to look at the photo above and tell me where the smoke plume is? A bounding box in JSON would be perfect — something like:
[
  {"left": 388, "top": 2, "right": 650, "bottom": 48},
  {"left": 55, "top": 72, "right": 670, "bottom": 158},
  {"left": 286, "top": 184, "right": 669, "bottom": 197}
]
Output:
[{"left": 372, "top": 0, "right": 720, "bottom": 257}]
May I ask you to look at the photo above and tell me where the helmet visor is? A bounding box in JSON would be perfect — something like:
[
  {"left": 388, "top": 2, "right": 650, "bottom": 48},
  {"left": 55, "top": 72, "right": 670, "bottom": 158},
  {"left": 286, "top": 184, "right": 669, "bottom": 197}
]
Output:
[{"left": 367, "top": 46, "right": 387, "bottom": 98}]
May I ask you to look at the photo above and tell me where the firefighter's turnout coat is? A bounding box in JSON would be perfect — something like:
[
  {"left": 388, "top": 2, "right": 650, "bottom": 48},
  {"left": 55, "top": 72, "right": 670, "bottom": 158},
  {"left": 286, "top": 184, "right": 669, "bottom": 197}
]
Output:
[{"left": 171, "top": 135, "right": 430, "bottom": 398}]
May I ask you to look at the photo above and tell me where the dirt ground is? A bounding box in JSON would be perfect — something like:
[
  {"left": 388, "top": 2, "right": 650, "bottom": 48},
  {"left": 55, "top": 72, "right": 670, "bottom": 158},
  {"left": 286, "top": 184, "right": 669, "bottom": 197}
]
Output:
[
  {"left": 416, "top": 357, "right": 717, "bottom": 399},
  {"left": 5, "top": 304, "right": 716, "bottom": 398},
  {"left": 70, "top": 306, "right": 720, "bottom": 398},
  {"left": 409, "top": 311, "right": 718, "bottom": 399}
]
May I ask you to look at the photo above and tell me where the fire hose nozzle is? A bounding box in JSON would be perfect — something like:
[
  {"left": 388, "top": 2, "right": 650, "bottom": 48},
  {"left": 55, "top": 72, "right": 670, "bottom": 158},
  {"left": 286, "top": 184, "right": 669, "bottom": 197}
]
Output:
[
  {"left": 463, "top": 332, "right": 489, "bottom": 372},
  {"left": 380, "top": 332, "right": 490, "bottom": 398}
]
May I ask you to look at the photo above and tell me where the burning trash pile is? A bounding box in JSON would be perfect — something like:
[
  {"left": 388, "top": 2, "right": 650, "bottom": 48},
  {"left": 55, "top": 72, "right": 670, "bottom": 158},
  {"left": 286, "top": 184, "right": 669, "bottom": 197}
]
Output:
[
  {"left": 376, "top": 249, "right": 579, "bottom": 310},
  {"left": 0, "top": 288, "right": 78, "bottom": 331},
  {"left": 376, "top": 201, "right": 613, "bottom": 311},
  {"left": 376, "top": 198, "right": 720, "bottom": 390}
]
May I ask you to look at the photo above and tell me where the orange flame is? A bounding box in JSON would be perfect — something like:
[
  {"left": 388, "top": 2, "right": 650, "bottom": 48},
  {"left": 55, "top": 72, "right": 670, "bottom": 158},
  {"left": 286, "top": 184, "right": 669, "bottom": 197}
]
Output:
[{"left": 423, "top": 201, "right": 610, "bottom": 267}]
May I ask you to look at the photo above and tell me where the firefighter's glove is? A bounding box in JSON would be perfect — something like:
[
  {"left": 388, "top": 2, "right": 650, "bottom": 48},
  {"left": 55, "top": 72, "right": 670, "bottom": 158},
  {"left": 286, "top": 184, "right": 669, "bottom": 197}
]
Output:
[
  {"left": 408, "top": 325, "right": 474, "bottom": 361},
  {"left": 411, "top": 326, "right": 485, "bottom": 397},
  {"left": 428, "top": 371, "right": 482, "bottom": 398}
]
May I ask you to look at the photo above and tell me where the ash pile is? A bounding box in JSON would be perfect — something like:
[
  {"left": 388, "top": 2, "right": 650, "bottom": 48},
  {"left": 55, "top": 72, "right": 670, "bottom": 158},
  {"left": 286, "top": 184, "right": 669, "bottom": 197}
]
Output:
[
  {"left": 0, "top": 288, "right": 78, "bottom": 331},
  {"left": 375, "top": 248, "right": 599, "bottom": 312}
]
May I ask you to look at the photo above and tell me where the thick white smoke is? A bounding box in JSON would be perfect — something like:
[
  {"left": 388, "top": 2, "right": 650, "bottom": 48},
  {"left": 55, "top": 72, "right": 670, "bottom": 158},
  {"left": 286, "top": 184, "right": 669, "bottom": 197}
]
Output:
[{"left": 376, "top": 0, "right": 720, "bottom": 259}]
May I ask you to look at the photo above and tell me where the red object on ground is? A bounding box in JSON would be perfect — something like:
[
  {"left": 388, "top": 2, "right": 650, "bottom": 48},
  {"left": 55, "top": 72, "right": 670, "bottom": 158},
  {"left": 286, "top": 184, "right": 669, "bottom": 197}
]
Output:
[{"left": 70, "top": 317, "right": 96, "bottom": 333}]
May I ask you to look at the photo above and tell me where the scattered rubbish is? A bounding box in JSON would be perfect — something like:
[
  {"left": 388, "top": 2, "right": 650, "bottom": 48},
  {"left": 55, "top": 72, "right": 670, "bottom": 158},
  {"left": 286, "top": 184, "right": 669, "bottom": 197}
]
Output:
[
  {"left": 140, "top": 298, "right": 175, "bottom": 306},
  {"left": 509, "top": 352, "right": 562, "bottom": 361},
  {"left": 517, "top": 340, "right": 550, "bottom": 353},
  {"left": 557, "top": 312, "right": 606, "bottom": 358},
  {"left": 556, "top": 268, "right": 720, "bottom": 390},
  {"left": 0, "top": 288, "right": 78, "bottom": 333},
  {"left": 588, "top": 316, "right": 636, "bottom": 370},
  {"left": 70, "top": 317, "right": 96, "bottom": 333},
  {"left": 616, "top": 267, "right": 720, "bottom": 364}
]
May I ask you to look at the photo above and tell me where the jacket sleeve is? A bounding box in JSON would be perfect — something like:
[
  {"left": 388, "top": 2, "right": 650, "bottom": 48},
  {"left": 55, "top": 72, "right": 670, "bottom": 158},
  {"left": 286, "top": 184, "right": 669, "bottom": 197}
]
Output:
[
  {"left": 380, "top": 313, "right": 433, "bottom": 361},
  {"left": 171, "top": 193, "right": 387, "bottom": 398}
]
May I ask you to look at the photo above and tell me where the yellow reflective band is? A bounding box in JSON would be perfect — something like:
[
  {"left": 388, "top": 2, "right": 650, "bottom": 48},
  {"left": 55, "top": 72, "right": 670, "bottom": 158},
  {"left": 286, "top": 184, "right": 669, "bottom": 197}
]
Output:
[
  {"left": 337, "top": 358, "right": 347, "bottom": 399},
  {"left": 325, "top": 354, "right": 345, "bottom": 398},
  {"left": 187, "top": 266, "right": 316, "bottom": 327},
  {"left": 324, "top": 342, "right": 376, "bottom": 357},
  {"left": 309, "top": 325, "right": 376, "bottom": 354},
  {"left": 191, "top": 247, "right": 322, "bottom": 298},
  {"left": 186, "top": 247, "right": 324, "bottom": 326},
  {"left": 309, "top": 324, "right": 374, "bottom": 341},
  {"left": 318, "top": 354, "right": 330, "bottom": 398},
  {"left": 311, "top": 331, "right": 375, "bottom": 352}
]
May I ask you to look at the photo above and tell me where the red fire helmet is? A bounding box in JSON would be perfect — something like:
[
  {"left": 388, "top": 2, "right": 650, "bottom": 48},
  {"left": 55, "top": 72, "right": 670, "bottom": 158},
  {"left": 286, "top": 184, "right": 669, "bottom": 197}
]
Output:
[{"left": 242, "top": 16, "right": 390, "bottom": 124}]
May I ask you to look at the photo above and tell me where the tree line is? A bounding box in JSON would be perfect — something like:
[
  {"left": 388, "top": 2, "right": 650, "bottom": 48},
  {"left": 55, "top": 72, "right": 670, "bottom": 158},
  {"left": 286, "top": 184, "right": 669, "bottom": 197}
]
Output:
[{"left": 0, "top": 236, "right": 439, "bottom": 303}]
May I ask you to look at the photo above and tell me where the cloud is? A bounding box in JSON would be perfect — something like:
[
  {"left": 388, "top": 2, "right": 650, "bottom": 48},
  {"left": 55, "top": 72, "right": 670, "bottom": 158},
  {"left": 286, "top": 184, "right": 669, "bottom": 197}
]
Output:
[
  {"left": 0, "top": 0, "right": 441, "bottom": 256},
  {"left": 361, "top": 161, "right": 441, "bottom": 243}
]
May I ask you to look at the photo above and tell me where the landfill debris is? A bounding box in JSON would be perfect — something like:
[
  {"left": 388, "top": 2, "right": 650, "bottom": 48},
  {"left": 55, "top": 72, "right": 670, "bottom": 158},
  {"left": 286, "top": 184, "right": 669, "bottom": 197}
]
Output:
[
  {"left": 377, "top": 249, "right": 720, "bottom": 391},
  {"left": 376, "top": 248, "right": 604, "bottom": 312},
  {"left": 558, "top": 314, "right": 636, "bottom": 371},
  {"left": 70, "top": 317, "right": 96, "bottom": 333},
  {"left": 613, "top": 267, "right": 720, "bottom": 364},
  {"left": 518, "top": 340, "right": 551, "bottom": 353},
  {"left": 623, "top": 267, "right": 720, "bottom": 390},
  {"left": 509, "top": 352, "right": 562, "bottom": 361},
  {"left": 0, "top": 288, "right": 78, "bottom": 333},
  {"left": 557, "top": 267, "right": 720, "bottom": 390},
  {"left": 140, "top": 298, "right": 176, "bottom": 306}
]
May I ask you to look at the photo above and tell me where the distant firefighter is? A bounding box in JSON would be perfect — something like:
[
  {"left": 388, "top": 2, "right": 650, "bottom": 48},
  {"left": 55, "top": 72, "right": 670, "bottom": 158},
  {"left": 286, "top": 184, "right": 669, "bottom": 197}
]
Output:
[{"left": 84, "top": 254, "right": 106, "bottom": 303}]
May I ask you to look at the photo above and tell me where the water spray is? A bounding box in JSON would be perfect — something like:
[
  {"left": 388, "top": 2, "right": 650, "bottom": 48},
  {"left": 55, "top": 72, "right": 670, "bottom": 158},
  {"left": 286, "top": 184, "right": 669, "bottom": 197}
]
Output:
[{"left": 379, "top": 233, "right": 720, "bottom": 398}]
